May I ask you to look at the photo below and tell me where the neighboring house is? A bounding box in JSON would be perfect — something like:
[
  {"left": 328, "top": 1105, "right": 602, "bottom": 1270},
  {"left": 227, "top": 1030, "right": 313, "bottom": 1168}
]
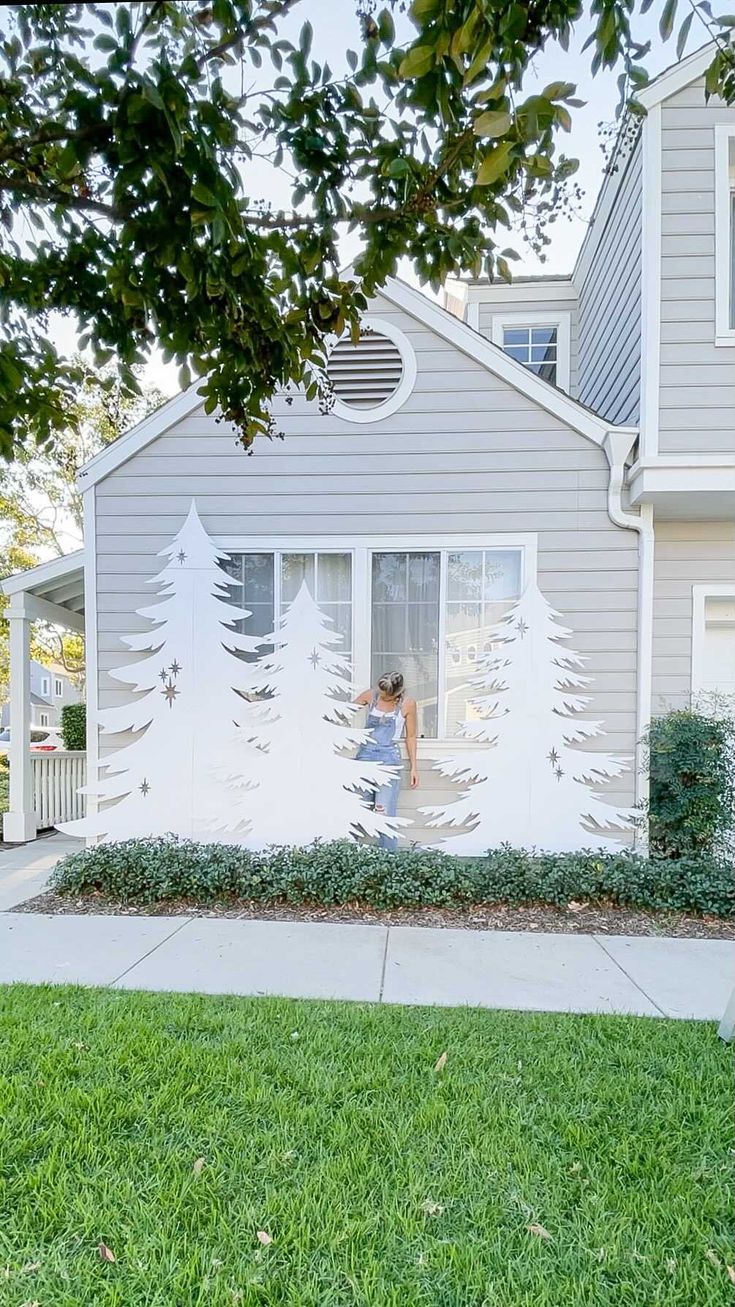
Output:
[
  {"left": 2, "top": 44, "right": 733, "bottom": 844},
  {"left": 0, "top": 659, "right": 81, "bottom": 732}
]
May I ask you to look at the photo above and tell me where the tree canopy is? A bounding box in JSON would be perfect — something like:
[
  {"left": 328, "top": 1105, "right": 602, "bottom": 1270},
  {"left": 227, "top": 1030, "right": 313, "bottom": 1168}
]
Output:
[{"left": 1, "top": 0, "right": 733, "bottom": 457}]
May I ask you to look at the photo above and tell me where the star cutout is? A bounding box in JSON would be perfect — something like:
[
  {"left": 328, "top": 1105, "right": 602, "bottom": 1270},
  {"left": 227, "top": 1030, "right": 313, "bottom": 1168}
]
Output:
[
  {"left": 555, "top": 766, "right": 564, "bottom": 782},
  {"left": 547, "top": 748, "right": 559, "bottom": 766},
  {"left": 308, "top": 648, "right": 321, "bottom": 668},
  {"left": 139, "top": 779, "right": 150, "bottom": 797},
  {"left": 169, "top": 660, "right": 181, "bottom": 677},
  {"left": 177, "top": 549, "right": 187, "bottom": 564},
  {"left": 159, "top": 668, "right": 169, "bottom": 683},
  {"left": 162, "top": 678, "right": 180, "bottom": 707},
  {"left": 516, "top": 618, "right": 529, "bottom": 638}
]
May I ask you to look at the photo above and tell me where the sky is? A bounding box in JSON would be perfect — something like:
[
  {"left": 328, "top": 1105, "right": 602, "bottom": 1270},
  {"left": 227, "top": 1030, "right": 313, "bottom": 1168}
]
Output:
[{"left": 9, "top": 1, "right": 712, "bottom": 394}]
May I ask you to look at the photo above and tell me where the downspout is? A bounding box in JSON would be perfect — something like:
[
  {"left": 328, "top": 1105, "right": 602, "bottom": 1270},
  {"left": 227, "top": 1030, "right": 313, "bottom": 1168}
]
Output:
[{"left": 603, "top": 426, "right": 654, "bottom": 821}]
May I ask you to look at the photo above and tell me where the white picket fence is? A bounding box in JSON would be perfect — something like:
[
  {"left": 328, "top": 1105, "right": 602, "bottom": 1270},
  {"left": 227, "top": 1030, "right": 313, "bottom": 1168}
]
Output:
[{"left": 31, "top": 750, "right": 86, "bottom": 830}]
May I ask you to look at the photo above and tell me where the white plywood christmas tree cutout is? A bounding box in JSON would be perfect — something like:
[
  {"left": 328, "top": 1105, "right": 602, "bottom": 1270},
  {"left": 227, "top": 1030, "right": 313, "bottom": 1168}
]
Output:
[
  {"left": 58, "top": 500, "right": 263, "bottom": 841},
  {"left": 225, "top": 580, "right": 409, "bottom": 849},
  {"left": 422, "top": 579, "right": 632, "bottom": 853}
]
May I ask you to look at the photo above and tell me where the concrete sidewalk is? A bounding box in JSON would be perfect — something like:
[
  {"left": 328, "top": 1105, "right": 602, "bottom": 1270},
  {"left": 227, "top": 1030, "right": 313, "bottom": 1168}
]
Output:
[
  {"left": 0, "top": 909, "right": 732, "bottom": 1020},
  {"left": 0, "top": 835, "right": 733, "bottom": 1020}
]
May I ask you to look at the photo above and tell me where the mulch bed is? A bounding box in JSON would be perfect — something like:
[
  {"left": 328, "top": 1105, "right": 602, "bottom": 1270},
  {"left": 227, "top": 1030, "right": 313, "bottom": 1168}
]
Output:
[{"left": 12, "top": 888, "right": 735, "bottom": 938}]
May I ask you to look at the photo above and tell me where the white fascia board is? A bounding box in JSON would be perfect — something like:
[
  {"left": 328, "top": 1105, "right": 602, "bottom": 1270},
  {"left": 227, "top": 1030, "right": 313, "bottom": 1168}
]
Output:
[
  {"left": 637, "top": 41, "right": 718, "bottom": 109},
  {"left": 2, "top": 549, "right": 86, "bottom": 597},
  {"left": 464, "top": 281, "right": 576, "bottom": 304},
  {"left": 77, "top": 384, "right": 205, "bottom": 490},
  {"left": 379, "top": 275, "right": 609, "bottom": 446},
  {"left": 628, "top": 457, "right": 735, "bottom": 500}
]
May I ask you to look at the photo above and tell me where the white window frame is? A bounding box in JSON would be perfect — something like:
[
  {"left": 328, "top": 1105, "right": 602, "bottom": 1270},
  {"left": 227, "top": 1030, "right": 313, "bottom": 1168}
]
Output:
[
  {"left": 328, "top": 315, "right": 417, "bottom": 425},
  {"left": 490, "top": 311, "right": 571, "bottom": 392},
  {"left": 53, "top": 676, "right": 63, "bottom": 697},
  {"left": 714, "top": 124, "right": 735, "bottom": 346},
  {"left": 217, "top": 533, "right": 537, "bottom": 747},
  {"left": 40, "top": 675, "right": 50, "bottom": 697},
  {"left": 38, "top": 712, "right": 50, "bottom": 728},
  {"left": 691, "top": 583, "right": 735, "bottom": 698}
]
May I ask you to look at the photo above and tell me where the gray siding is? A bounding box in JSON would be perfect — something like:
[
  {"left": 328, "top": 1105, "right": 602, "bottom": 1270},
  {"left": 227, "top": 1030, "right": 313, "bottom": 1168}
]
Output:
[
  {"left": 476, "top": 292, "right": 579, "bottom": 397},
  {"left": 93, "top": 293, "right": 640, "bottom": 832},
  {"left": 652, "top": 518, "right": 735, "bottom": 710},
  {"left": 576, "top": 132, "right": 643, "bottom": 425},
  {"left": 659, "top": 81, "right": 735, "bottom": 455}
]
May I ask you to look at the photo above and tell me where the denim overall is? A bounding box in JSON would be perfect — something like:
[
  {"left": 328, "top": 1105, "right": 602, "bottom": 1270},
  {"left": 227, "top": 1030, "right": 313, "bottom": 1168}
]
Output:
[{"left": 356, "top": 693, "right": 404, "bottom": 851}]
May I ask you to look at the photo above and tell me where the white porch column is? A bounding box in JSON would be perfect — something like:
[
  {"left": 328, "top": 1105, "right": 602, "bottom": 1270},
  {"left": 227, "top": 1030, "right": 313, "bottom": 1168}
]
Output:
[{"left": 3, "top": 601, "right": 36, "bottom": 841}]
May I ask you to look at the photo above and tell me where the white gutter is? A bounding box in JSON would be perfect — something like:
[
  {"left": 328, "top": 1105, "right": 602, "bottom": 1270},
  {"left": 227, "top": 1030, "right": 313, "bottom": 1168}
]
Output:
[{"left": 603, "top": 427, "right": 654, "bottom": 825}]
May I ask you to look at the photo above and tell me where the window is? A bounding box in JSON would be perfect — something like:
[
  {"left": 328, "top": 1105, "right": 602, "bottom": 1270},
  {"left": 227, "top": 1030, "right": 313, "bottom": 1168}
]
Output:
[
  {"left": 40, "top": 676, "right": 50, "bottom": 697},
  {"left": 39, "top": 712, "right": 49, "bottom": 727},
  {"left": 53, "top": 677, "right": 63, "bottom": 697},
  {"left": 490, "top": 312, "right": 571, "bottom": 391},
  {"left": 714, "top": 127, "right": 735, "bottom": 343},
  {"left": 223, "top": 551, "right": 353, "bottom": 663},
  {"left": 692, "top": 586, "right": 735, "bottom": 704},
  {"left": 225, "top": 543, "right": 525, "bottom": 738}
]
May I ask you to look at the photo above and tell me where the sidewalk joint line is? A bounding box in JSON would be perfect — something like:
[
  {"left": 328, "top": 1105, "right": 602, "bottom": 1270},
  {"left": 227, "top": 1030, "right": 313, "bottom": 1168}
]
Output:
[
  {"left": 108, "top": 916, "right": 194, "bottom": 987},
  {"left": 592, "top": 935, "right": 668, "bottom": 1017},
  {"left": 378, "top": 928, "right": 390, "bottom": 1003}
]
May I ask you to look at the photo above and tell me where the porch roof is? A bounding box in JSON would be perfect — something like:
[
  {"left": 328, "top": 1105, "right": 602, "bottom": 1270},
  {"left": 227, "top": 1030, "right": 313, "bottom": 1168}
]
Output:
[{"left": 3, "top": 549, "right": 86, "bottom": 633}]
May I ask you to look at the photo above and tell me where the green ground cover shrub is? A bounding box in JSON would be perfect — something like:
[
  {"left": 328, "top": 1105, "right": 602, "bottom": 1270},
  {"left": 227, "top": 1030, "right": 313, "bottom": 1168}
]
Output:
[
  {"left": 60, "top": 701, "right": 86, "bottom": 751},
  {"left": 646, "top": 707, "right": 735, "bottom": 858},
  {"left": 51, "top": 836, "right": 735, "bottom": 918}
]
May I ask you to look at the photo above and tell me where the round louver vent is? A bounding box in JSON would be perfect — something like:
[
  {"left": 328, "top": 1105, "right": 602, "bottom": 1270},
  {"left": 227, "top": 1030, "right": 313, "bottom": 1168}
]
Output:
[{"left": 327, "top": 327, "right": 405, "bottom": 412}]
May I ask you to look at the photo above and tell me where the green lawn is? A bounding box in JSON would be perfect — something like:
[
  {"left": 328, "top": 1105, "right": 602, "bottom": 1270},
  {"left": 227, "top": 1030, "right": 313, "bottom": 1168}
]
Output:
[{"left": 0, "top": 987, "right": 732, "bottom": 1306}]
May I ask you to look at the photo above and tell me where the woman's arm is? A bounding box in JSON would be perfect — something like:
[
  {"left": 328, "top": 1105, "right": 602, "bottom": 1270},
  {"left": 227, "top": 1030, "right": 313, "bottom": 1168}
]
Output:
[
  {"left": 354, "top": 689, "right": 372, "bottom": 705},
  {"left": 404, "top": 699, "right": 419, "bottom": 787}
]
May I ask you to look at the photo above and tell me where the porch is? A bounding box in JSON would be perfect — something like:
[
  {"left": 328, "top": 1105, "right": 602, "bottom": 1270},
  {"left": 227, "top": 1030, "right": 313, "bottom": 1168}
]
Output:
[{"left": 2, "top": 550, "right": 87, "bottom": 842}]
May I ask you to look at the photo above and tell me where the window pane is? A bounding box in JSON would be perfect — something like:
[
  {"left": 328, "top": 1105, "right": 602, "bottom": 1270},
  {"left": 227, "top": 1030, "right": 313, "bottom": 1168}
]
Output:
[
  {"left": 531, "top": 344, "right": 557, "bottom": 363},
  {"left": 317, "top": 553, "right": 351, "bottom": 602},
  {"left": 321, "top": 602, "right": 352, "bottom": 652},
  {"left": 503, "top": 328, "right": 530, "bottom": 346},
  {"left": 535, "top": 360, "right": 557, "bottom": 384},
  {"left": 371, "top": 551, "right": 440, "bottom": 737},
  {"left": 444, "top": 550, "right": 522, "bottom": 736},
  {"left": 531, "top": 326, "right": 557, "bottom": 346},
  {"left": 447, "top": 550, "right": 483, "bottom": 600},
  {"left": 504, "top": 346, "right": 530, "bottom": 364},
  {"left": 224, "top": 553, "right": 274, "bottom": 662},
  {"left": 281, "top": 553, "right": 315, "bottom": 603}
]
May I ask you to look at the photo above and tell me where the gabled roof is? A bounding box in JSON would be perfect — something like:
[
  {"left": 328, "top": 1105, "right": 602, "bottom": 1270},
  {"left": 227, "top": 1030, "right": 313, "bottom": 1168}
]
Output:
[
  {"left": 637, "top": 40, "right": 719, "bottom": 109},
  {"left": 77, "top": 275, "right": 630, "bottom": 491}
]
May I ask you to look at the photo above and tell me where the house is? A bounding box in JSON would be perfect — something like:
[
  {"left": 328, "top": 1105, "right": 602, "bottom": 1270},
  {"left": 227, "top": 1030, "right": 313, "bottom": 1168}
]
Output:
[
  {"left": 2, "top": 44, "right": 733, "bottom": 846},
  {"left": 0, "top": 659, "right": 81, "bottom": 733}
]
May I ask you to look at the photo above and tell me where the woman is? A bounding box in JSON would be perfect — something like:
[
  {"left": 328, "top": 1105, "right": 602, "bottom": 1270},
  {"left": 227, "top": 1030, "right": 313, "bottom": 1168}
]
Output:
[{"left": 355, "top": 671, "right": 418, "bottom": 850}]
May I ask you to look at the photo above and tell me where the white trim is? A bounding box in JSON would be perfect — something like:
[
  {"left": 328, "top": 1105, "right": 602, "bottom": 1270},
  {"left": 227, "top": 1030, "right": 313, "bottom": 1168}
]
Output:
[
  {"left": 4, "top": 591, "right": 85, "bottom": 634},
  {"left": 53, "top": 676, "right": 63, "bottom": 698},
  {"left": 216, "top": 532, "right": 539, "bottom": 558},
  {"left": 489, "top": 311, "right": 571, "bottom": 393},
  {"left": 40, "top": 676, "right": 50, "bottom": 698},
  {"left": 328, "top": 315, "right": 417, "bottom": 425},
  {"left": 640, "top": 105, "right": 662, "bottom": 460},
  {"left": 457, "top": 279, "right": 577, "bottom": 304},
  {"left": 714, "top": 124, "right": 735, "bottom": 345},
  {"left": 628, "top": 457, "right": 735, "bottom": 506},
  {"left": 378, "top": 275, "right": 610, "bottom": 446},
  {"left": 83, "top": 487, "right": 99, "bottom": 831},
  {"left": 691, "top": 583, "right": 735, "bottom": 699},
  {"left": 637, "top": 42, "right": 718, "bottom": 110},
  {"left": 38, "top": 712, "right": 50, "bottom": 728},
  {"left": 2, "top": 549, "right": 85, "bottom": 597}
]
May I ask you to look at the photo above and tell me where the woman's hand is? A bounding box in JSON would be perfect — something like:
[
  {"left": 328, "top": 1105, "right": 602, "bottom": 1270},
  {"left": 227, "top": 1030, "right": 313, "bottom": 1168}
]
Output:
[{"left": 410, "top": 768, "right": 419, "bottom": 789}]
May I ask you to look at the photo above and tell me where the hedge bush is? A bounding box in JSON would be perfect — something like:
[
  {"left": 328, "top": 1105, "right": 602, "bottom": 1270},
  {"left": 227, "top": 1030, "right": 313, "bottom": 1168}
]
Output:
[
  {"left": 646, "top": 707, "right": 735, "bottom": 859},
  {"left": 50, "top": 836, "right": 735, "bottom": 918},
  {"left": 60, "top": 702, "right": 86, "bottom": 751}
]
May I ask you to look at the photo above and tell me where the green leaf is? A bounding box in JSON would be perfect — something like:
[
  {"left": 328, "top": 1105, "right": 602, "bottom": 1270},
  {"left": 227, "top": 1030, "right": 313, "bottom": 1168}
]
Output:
[
  {"left": 659, "top": 0, "right": 678, "bottom": 40},
  {"left": 398, "top": 45, "right": 435, "bottom": 79},
  {"left": 409, "top": 0, "right": 440, "bottom": 17},
  {"left": 475, "top": 141, "right": 514, "bottom": 186},
  {"left": 191, "top": 181, "right": 218, "bottom": 208},
  {"left": 542, "top": 81, "right": 576, "bottom": 100},
  {"left": 387, "top": 157, "right": 409, "bottom": 177},
  {"left": 93, "top": 34, "right": 118, "bottom": 52},
  {"left": 473, "top": 109, "right": 512, "bottom": 138},
  {"left": 378, "top": 9, "right": 395, "bottom": 44},
  {"left": 676, "top": 10, "right": 694, "bottom": 58}
]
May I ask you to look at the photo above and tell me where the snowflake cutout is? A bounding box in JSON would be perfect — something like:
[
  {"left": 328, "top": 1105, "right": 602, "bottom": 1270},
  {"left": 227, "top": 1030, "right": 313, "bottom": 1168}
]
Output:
[
  {"left": 555, "top": 766, "right": 564, "bottom": 782},
  {"left": 169, "top": 660, "right": 181, "bottom": 677},
  {"left": 308, "top": 648, "right": 321, "bottom": 669},
  {"left": 139, "top": 778, "right": 151, "bottom": 797},
  {"left": 177, "top": 550, "right": 187, "bottom": 564},
  {"left": 162, "top": 678, "right": 180, "bottom": 707},
  {"left": 159, "top": 668, "right": 169, "bottom": 683},
  {"left": 516, "top": 619, "right": 529, "bottom": 639},
  {"left": 547, "top": 748, "right": 559, "bottom": 767}
]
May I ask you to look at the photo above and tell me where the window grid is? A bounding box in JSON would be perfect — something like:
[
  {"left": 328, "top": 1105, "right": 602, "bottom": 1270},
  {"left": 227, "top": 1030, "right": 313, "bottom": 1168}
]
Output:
[{"left": 502, "top": 325, "right": 558, "bottom": 384}]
